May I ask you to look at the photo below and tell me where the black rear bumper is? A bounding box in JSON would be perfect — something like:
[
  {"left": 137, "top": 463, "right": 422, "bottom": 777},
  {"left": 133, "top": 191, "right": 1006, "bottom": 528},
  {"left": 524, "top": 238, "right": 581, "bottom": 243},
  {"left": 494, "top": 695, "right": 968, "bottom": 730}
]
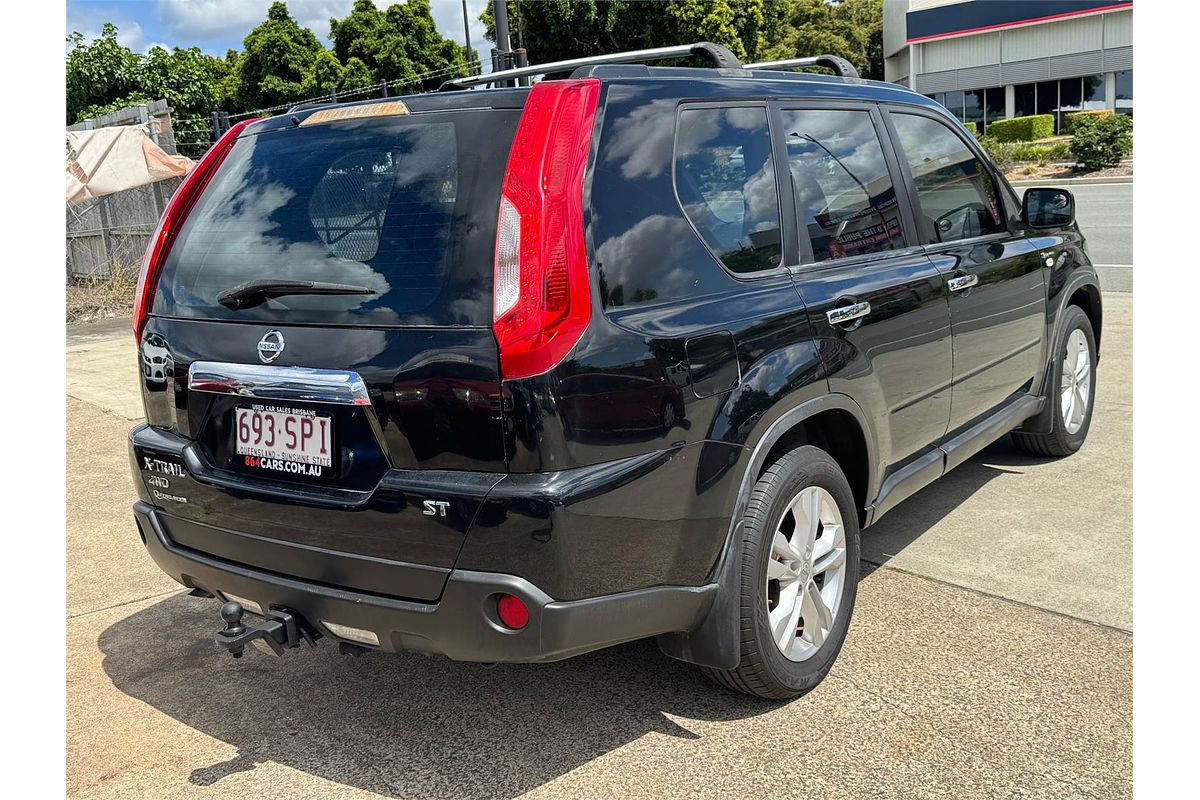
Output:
[{"left": 133, "top": 501, "right": 715, "bottom": 662}]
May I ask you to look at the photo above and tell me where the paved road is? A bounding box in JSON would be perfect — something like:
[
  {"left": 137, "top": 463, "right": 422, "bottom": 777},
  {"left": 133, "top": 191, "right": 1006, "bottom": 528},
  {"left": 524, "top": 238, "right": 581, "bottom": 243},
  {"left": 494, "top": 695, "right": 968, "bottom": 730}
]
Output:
[
  {"left": 66, "top": 297, "right": 1132, "bottom": 799},
  {"left": 1060, "top": 181, "right": 1132, "bottom": 292}
]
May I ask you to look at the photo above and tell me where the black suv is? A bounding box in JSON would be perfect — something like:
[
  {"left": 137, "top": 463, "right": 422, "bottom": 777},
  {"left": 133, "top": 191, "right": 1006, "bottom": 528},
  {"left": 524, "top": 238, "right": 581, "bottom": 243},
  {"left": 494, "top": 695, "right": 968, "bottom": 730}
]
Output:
[{"left": 129, "top": 45, "right": 1101, "bottom": 700}]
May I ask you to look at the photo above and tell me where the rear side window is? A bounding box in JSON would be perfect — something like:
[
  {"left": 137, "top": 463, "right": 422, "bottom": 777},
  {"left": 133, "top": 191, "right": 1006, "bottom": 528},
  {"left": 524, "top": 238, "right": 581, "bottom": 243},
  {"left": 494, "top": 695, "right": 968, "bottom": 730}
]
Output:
[
  {"left": 781, "top": 108, "right": 905, "bottom": 262},
  {"left": 674, "top": 106, "right": 782, "bottom": 274},
  {"left": 889, "top": 113, "right": 1006, "bottom": 243},
  {"left": 153, "top": 109, "right": 518, "bottom": 327}
]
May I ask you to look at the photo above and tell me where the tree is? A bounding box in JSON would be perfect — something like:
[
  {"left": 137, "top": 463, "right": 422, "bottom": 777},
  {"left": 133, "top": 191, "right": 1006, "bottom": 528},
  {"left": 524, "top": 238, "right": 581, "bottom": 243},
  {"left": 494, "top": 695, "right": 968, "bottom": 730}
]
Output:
[
  {"left": 481, "top": 0, "right": 882, "bottom": 80},
  {"left": 481, "top": 0, "right": 770, "bottom": 65},
  {"left": 66, "top": 24, "right": 141, "bottom": 123},
  {"left": 330, "top": 0, "right": 473, "bottom": 90},
  {"left": 230, "top": 1, "right": 326, "bottom": 111}
]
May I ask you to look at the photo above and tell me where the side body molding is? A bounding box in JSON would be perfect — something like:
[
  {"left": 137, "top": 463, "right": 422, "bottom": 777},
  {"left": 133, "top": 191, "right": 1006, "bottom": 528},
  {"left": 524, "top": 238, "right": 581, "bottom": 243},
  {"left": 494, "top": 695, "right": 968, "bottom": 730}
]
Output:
[{"left": 659, "top": 393, "right": 877, "bottom": 670}]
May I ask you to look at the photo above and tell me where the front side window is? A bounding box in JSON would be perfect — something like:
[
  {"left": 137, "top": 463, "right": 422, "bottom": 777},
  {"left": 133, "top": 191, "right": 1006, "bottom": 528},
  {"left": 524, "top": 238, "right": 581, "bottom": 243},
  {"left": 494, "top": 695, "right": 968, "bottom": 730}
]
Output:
[
  {"left": 891, "top": 113, "right": 1006, "bottom": 244},
  {"left": 781, "top": 108, "right": 905, "bottom": 262},
  {"left": 674, "top": 106, "right": 782, "bottom": 274}
]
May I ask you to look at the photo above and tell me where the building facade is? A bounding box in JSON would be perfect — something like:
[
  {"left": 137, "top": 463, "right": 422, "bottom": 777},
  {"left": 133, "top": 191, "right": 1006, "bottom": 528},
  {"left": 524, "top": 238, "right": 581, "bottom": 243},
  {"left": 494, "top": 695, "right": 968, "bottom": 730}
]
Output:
[{"left": 883, "top": 0, "right": 1132, "bottom": 134}]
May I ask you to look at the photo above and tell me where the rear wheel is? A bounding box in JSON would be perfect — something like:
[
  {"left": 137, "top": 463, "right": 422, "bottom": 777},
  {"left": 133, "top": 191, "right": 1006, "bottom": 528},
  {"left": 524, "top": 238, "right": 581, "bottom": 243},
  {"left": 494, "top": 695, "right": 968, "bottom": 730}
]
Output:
[
  {"left": 703, "top": 445, "right": 860, "bottom": 700},
  {"left": 1012, "top": 304, "right": 1096, "bottom": 457}
]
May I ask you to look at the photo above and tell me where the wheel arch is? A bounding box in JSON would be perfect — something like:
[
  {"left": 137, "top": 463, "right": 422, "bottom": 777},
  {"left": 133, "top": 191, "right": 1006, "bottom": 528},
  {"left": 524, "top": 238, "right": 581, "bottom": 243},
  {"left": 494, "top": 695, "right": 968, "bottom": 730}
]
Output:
[{"left": 658, "top": 393, "right": 878, "bottom": 670}]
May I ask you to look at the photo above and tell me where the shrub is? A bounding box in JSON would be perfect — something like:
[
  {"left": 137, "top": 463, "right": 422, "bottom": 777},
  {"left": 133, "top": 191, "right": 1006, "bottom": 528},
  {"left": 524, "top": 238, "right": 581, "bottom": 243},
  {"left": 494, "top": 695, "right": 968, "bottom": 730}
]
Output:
[
  {"left": 1070, "top": 114, "right": 1133, "bottom": 170},
  {"left": 1065, "top": 109, "right": 1113, "bottom": 134},
  {"left": 1011, "top": 140, "right": 1073, "bottom": 164},
  {"left": 979, "top": 137, "right": 1017, "bottom": 171},
  {"left": 961, "top": 120, "right": 979, "bottom": 138},
  {"left": 986, "top": 114, "right": 1055, "bottom": 142}
]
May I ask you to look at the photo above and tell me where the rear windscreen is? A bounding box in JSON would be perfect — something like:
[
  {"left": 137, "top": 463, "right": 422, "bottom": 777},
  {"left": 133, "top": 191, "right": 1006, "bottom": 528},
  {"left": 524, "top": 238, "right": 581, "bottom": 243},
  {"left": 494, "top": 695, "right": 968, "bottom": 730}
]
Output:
[{"left": 153, "top": 109, "right": 519, "bottom": 327}]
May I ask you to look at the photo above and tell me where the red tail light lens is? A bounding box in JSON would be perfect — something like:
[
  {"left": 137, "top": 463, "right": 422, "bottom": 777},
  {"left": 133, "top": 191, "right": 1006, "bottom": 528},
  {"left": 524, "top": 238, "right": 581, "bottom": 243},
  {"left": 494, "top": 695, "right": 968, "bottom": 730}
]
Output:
[
  {"left": 493, "top": 79, "right": 600, "bottom": 380},
  {"left": 133, "top": 118, "right": 260, "bottom": 342}
]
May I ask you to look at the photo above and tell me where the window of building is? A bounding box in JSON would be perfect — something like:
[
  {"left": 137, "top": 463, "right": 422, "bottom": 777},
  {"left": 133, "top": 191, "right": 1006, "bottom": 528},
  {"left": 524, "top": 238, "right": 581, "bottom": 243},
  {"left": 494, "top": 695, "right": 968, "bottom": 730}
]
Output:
[
  {"left": 1014, "top": 83, "right": 1036, "bottom": 118},
  {"left": 780, "top": 108, "right": 905, "bottom": 262},
  {"left": 963, "top": 90, "right": 983, "bottom": 131},
  {"left": 1035, "top": 80, "right": 1057, "bottom": 119},
  {"left": 890, "top": 113, "right": 1006, "bottom": 244},
  {"left": 984, "top": 87, "right": 1006, "bottom": 131},
  {"left": 674, "top": 106, "right": 783, "bottom": 274},
  {"left": 1058, "top": 77, "right": 1083, "bottom": 119},
  {"left": 1115, "top": 70, "right": 1133, "bottom": 116},
  {"left": 1083, "top": 74, "right": 1106, "bottom": 110}
]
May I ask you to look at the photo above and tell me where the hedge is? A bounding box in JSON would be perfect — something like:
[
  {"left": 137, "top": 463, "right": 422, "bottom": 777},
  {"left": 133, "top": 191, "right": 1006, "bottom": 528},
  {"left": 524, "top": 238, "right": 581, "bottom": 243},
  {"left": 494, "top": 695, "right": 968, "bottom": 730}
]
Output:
[
  {"left": 986, "top": 114, "right": 1055, "bottom": 142},
  {"left": 1070, "top": 114, "right": 1133, "bottom": 170},
  {"left": 1065, "top": 109, "right": 1114, "bottom": 134}
]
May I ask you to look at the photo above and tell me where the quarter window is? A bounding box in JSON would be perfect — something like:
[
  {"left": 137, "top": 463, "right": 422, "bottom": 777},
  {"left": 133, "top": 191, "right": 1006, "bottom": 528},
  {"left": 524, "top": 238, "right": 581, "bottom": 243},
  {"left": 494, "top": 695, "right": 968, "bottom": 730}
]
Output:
[
  {"left": 891, "top": 113, "right": 1006, "bottom": 244},
  {"left": 674, "top": 107, "right": 782, "bottom": 274},
  {"left": 781, "top": 108, "right": 905, "bottom": 262}
]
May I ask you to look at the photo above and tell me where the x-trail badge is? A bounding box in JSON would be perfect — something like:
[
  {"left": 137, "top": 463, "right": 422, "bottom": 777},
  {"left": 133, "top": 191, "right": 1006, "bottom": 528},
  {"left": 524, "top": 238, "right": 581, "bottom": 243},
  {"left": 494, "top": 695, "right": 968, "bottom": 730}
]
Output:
[{"left": 257, "top": 330, "right": 285, "bottom": 363}]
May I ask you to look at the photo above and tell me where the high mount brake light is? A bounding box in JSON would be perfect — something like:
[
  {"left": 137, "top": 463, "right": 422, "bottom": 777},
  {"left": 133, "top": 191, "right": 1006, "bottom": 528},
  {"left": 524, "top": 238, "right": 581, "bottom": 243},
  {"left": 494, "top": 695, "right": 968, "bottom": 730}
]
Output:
[
  {"left": 493, "top": 79, "right": 600, "bottom": 381},
  {"left": 133, "top": 118, "right": 260, "bottom": 342}
]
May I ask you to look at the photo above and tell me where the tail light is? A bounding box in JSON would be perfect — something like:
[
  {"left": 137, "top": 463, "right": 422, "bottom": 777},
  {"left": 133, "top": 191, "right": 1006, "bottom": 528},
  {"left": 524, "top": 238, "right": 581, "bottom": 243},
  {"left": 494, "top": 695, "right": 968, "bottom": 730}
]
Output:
[
  {"left": 133, "top": 118, "right": 260, "bottom": 342},
  {"left": 493, "top": 79, "right": 600, "bottom": 380}
]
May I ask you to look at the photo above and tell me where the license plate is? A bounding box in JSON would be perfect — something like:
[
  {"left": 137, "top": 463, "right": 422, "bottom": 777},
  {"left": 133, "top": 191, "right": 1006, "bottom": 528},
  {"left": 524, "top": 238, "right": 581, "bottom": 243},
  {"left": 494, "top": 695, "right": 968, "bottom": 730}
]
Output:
[{"left": 235, "top": 405, "right": 333, "bottom": 469}]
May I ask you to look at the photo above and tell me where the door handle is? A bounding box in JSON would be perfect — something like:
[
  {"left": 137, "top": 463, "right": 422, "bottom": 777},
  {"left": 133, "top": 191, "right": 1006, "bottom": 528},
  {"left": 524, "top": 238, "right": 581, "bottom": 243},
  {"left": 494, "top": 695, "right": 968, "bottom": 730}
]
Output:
[
  {"left": 827, "top": 301, "right": 871, "bottom": 326},
  {"left": 947, "top": 273, "right": 979, "bottom": 292}
]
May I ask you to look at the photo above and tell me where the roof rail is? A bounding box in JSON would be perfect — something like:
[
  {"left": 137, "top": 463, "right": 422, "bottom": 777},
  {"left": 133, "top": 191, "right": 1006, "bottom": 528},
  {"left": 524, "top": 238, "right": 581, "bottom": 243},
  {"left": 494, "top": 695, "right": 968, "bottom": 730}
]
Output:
[
  {"left": 744, "top": 55, "right": 860, "bottom": 80},
  {"left": 440, "top": 41, "right": 742, "bottom": 91}
]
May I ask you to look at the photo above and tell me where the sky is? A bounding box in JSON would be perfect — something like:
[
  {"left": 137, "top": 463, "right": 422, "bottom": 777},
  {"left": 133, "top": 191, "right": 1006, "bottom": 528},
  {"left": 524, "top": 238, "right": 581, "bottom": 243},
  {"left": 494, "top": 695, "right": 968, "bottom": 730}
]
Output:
[{"left": 66, "top": 0, "right": 493, "bottom": 60}]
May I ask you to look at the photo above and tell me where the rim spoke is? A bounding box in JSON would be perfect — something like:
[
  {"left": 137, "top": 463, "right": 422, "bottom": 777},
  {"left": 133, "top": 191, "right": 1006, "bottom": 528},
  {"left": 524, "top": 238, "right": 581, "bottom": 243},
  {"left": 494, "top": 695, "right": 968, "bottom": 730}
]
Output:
[
  {"left": 772, "top": 530, "right": 798, "bottom": 562},
  {"left": 769, "top": 580, "right": 802, "bottom": 652},
  {"left": 767, "top": 557, "right": 791, "bottom": 581},
  {"left": 1062, "top": 388, "right": 1075, "bottom": 425},
  {"left": 812, "top": 544, "right": 846, "bottom": 575},
  {"left": 802, "top": 580, "right": 832, "bottom": 647}
]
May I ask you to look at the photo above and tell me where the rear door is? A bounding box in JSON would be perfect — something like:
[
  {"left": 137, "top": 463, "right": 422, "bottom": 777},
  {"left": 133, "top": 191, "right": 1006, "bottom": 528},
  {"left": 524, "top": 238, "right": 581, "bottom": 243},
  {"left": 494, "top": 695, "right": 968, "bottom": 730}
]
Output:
[
  {"left": 883, "top": 107, "right": 1047, "bottom": 435},
  {"left": 136, "top": 105, "right": 520, "bottom": 600},
  {"left": 778, "top": 101, "right": 954, "bottom": 479}
]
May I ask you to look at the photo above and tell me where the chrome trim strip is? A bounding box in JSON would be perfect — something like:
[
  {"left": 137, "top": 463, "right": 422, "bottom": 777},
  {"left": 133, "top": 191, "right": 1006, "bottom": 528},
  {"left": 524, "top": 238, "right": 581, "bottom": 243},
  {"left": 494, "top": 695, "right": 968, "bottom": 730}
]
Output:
[{"left": 188, "top": 361, "right": 371, "bottom": 406}]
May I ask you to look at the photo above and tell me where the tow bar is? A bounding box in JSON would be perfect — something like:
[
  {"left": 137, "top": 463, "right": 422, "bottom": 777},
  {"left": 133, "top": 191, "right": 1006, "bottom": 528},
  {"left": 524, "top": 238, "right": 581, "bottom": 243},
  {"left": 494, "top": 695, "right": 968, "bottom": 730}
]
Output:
[{"left": 215, "top": 601, "right": 321, "bottom": 658}]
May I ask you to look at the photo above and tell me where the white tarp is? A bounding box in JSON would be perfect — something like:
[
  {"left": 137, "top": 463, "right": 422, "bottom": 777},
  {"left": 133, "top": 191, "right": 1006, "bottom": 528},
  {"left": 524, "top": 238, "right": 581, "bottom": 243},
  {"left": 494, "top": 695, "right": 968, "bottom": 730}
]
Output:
[{"left": 66, "top": 125, "right": 195, "bottom": 207}]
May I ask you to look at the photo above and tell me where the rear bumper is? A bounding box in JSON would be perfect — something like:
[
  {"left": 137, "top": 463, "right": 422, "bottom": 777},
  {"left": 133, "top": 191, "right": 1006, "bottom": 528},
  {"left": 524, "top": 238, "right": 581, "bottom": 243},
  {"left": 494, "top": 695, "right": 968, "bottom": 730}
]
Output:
[{"left": 133, "top": 501, "right": 715, "bottom": 662}]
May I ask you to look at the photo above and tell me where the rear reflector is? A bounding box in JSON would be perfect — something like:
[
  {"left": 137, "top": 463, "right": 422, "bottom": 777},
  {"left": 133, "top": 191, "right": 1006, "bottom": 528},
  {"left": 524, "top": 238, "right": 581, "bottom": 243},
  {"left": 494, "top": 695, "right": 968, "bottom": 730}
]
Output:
[
  {"left": 496, "top": 594, "right": 530, "bottom": 630},
  {"left": 493, "top": 79, "right": 600, "bottom": 380},
  {"left": 133, "top": 118, "right": 259, "bottom": 342}
]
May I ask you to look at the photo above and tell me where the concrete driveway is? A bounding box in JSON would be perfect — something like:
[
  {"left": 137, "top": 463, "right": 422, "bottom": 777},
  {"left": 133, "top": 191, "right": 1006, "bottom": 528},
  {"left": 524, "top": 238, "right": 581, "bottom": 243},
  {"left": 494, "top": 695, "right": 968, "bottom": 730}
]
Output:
[{"left": 66, "top": 296, "right": 1132, "bottom": 799}]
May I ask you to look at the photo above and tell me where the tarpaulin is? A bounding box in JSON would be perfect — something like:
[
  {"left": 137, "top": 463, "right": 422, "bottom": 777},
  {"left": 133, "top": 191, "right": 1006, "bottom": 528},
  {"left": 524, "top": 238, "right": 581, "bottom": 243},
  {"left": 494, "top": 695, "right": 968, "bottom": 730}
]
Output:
[{"left": 66, "top": 125, "right": 195, "bottom": 206}]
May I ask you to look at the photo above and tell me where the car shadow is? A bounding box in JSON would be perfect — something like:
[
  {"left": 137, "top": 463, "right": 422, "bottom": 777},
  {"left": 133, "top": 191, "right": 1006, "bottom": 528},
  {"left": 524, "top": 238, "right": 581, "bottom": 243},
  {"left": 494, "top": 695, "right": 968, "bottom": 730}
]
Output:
[
  {"left": 860, "top": 435, "right": 1052, "bottom": 565},
  {"left": 98, "top": 596, "right": 775, "bottom": 799}
]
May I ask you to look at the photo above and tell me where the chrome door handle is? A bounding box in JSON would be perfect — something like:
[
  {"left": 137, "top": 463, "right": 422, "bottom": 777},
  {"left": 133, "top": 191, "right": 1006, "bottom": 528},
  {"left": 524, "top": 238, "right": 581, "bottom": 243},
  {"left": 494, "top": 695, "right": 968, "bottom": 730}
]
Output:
[
  {"left": 827, "top": 301, "right": 871, "bottom": 326},
  {"left": 947, "top": 274, "right": 979, "bottom": 292}
]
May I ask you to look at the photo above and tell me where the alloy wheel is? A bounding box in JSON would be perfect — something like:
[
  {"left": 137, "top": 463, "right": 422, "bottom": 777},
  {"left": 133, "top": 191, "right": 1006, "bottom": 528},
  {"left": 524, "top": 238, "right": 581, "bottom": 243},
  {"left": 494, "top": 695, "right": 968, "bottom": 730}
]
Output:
[
  {"left": 1060, "top": 328, "right": 1092, "bottom": 435},
  {"left": 765, "top": 485, "right": 848, "bottom": 662}
]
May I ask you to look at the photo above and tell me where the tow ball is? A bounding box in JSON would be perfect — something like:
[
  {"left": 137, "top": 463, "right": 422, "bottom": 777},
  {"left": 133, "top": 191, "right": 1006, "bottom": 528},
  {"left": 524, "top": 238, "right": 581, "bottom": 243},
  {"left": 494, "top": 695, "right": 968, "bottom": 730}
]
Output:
[{"left": 215, "top": 601, "right": 321, "bottom": 658}]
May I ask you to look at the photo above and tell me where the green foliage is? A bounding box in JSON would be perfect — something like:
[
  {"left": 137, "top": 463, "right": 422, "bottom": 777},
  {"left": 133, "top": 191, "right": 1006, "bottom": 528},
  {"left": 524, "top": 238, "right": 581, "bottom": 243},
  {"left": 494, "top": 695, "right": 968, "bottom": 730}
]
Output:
[
  {"left": 231, "top": 2, "right": 326, "bottom": 111},
  {"left": 330, "top": 0, "right": 472, "bottom": 89},
  {"left": 980, "top": 136, "right": 1073, "bottom": 170},
  {"left": 481, "top": 0, "right": 882, "bottom": 80},
  {"left": 1070, "top": 114, "right": 1132, "bottom": 170},
  {"left": 1064, "top": 108, "right": 1113, "bottom": 134},
  {"left": 985, "top": 114, "right": 1055, "bottom": 143},
  {"left": 67, "top": 24, "right": 227, "bottom": 127},
  {"left": 66, "top": 24, "right": 143, "bottom": 124},
  {"left": 758, "top": 0, "right": 884, "bottom": 79}
]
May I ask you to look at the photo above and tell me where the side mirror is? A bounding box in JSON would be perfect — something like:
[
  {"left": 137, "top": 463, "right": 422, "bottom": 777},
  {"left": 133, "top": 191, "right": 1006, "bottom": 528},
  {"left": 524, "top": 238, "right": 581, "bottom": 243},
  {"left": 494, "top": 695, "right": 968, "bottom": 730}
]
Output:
[{"left": 1023, "top": 187, "right": 1075, "bottom": 229}]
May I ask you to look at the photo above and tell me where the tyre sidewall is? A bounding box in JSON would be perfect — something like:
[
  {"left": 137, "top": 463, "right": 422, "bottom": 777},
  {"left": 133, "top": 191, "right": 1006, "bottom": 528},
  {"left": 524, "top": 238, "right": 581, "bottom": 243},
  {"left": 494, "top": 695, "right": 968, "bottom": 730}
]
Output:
[{"left": 746, "top": 447, "right": 860, "bottom": 695}]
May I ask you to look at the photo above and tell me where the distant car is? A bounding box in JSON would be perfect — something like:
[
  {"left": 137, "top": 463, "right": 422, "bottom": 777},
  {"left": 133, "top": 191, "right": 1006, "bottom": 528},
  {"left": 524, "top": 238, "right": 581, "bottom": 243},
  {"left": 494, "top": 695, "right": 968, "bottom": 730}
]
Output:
[{"left": 127, "top": 43, "right": 1101, "bottom": 700}]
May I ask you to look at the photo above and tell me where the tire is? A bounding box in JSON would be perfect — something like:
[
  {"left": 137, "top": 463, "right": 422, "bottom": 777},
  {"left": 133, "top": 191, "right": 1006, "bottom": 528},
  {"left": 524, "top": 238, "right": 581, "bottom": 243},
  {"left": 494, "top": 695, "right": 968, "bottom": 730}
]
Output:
[
  {"left": 702, "top": 445, "right": 860, "bottom": 700},
  {"left": 1012, "top": 304, "right": 1097, "bottom": 457}
]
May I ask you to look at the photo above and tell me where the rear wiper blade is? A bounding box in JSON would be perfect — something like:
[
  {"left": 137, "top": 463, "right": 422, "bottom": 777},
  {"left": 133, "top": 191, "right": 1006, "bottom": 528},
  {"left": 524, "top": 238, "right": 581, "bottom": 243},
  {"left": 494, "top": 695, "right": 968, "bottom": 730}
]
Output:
[{"left": 216, "top": 279, "right": 376, "bottom": 310}]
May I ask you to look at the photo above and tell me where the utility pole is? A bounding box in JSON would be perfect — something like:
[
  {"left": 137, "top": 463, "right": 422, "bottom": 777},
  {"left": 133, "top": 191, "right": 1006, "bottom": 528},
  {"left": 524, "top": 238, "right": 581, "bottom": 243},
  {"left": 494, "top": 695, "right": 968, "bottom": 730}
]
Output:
[
  {"left": 492, "top": 0, "right": 513, "bottom": 86},
  {"left": 461, "top": 0, "right": 474, "bottom": 75}
]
